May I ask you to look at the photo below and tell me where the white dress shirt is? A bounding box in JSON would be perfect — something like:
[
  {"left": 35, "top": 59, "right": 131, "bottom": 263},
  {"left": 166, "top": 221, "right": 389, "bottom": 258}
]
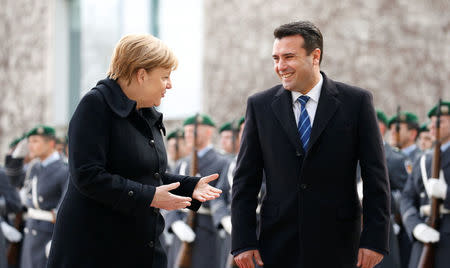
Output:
[{"left": 291, "top": 74, "right": 323, "bottom": 127}]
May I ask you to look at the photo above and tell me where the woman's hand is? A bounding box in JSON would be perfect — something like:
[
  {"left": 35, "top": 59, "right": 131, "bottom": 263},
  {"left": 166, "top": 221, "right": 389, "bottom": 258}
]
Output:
[
  {"left": 192, "top": 174, "right": 222, "bottom": 202},
  {"left": 150, "top": 182, "right": 192, "bottom": 210}
]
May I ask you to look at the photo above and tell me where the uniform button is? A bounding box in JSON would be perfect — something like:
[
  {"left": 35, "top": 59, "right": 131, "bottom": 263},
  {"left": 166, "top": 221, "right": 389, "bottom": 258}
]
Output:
[
  {"left": 38, "top": 196, "right": 44, "bottom": 202},
  {"left": 154, "top": 173, "right": 160, "bottom": 179},
  {"left": 147, "top": 241, "right": 154, "bottom": 248},
  {"left": 128, "top": 191, "right": 134, "bottom": 197},
  {"left": 31, "top": 229, "right": 37, "bottom": 236},
  {"left": 149, "top": 139, "right": 155, "bottom": 146},
  {"left": 300, "top": 184, "right": 307, "bottom": 190},
  {"left": 24, "top": 227, "right": 29, "bottom": 234}
]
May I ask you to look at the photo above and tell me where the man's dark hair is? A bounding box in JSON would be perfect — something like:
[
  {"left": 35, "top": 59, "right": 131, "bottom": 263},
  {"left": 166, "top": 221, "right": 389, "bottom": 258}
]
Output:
[
  {"left": 406, "top": 122, "right": 420, "bottom": 141},
  {"left": 274, "top": 21, "right": 323, "bottom": 64}
]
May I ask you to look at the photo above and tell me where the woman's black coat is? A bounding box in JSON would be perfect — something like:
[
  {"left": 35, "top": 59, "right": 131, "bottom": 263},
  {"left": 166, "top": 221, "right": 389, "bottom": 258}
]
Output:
[{"left": 47, "top": 78, "right": 200, "bottom": 267}]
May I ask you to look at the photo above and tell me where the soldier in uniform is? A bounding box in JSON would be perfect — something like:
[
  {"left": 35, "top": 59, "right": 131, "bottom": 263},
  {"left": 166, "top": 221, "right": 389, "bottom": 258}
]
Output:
[
  {"left": 19, "top": 125, "right": 69, "bottom": 268},
  {"left": 210, "top": 117, "right": 246, "bottom": 268},
  {"left": 373, "top": 110, "right": 409, "bottom": 268},
  {"left": 400, "top": 101, "right": 450, "bottom": 268},
  {"left": 165, "top": 114, "right": 230, "bottom": 268},
  {"left": 388, "top": 111, "right": 422, "bottom": 164}
]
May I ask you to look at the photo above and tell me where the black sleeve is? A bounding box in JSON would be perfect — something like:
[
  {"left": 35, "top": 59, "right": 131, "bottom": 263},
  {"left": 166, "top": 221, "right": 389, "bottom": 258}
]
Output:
[
  {"left": 231, "top": 97, "right": 264, "bottom": 252},
  {"left": 357, "top": 91, "right": 391, "bottom": 255}
]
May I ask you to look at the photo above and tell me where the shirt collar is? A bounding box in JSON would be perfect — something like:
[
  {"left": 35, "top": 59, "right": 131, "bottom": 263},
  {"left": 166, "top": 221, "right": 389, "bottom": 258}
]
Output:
[
  {"left": 41, "top": 151, "right": 60, "bottom": 167},
  {"left": 442, "top": 141, "right": 450, "bottom": 152},
  {"left": 291, "top": 73, "right": 323, "bottom": 105},
  {"left": 402, "top": 144, "right": 418, "bottom": 156},
  {"left": 198, "top": 144, "right": 213, "bottom": 158}
]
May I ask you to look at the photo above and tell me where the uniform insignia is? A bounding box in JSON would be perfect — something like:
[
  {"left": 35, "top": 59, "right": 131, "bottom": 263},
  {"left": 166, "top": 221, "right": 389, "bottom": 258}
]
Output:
[
  {"left": 405, "top": 160, "right": 412, "bottom": 174},
  {"left": 441, "top": 106, "right": 449, "bottom": 115},
  {"left": 399, "top": 114, "right": 407, "bottom": 121},
  {"left": 37, "top": 127, "right": 44, "bottom": 134}
]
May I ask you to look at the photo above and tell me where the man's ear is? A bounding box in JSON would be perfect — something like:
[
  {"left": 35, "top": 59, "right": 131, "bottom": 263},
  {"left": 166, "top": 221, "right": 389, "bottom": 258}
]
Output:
[{"left": 312, "top": 48, "right": 321, "bottom": 65}]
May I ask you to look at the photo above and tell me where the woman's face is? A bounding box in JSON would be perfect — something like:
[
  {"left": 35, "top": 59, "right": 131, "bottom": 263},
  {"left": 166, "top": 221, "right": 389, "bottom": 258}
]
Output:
[{"left": 140, "top": 67, "right": 172, "bottom": 107}]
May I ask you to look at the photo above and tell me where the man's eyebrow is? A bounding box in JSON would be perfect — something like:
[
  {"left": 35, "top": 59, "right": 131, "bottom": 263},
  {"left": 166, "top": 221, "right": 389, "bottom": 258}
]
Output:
[{"left": 272, "top": 52, "right": 296, "bottom": 57}]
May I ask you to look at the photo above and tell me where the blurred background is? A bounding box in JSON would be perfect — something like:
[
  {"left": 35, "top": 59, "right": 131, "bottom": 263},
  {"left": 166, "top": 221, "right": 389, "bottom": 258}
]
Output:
[{"left": 0, "top": 0, "right": 449, "bottom": 154}]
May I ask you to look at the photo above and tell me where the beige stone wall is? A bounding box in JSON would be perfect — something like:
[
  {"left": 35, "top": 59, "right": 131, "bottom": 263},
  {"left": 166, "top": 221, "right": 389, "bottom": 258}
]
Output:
[
  {"left": 203, "top": 0, "right": 450, "bottom": 127},
  {"left": 0, "top": 0, "right": 52, "bottom": 152}
]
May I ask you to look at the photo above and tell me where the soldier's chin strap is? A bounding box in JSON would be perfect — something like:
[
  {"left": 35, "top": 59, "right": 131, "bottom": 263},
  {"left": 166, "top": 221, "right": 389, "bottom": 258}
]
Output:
[{"left": 420, "top": 154, "right": 445, "bottom": 198}]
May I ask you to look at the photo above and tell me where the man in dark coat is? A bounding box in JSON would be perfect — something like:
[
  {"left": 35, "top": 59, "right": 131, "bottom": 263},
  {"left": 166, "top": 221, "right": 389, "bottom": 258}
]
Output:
[
  {"left": 165, "top": 114, "right": 230, "bottom": 268},
  {"left": 18, "top": 125, "right": 69, "bottom": 268},
  {"left": 231, "top": 21, "right": 390, "bottom": 268},
  {"left": 400, "top": 101, "right": 450, "bottom": 268}
]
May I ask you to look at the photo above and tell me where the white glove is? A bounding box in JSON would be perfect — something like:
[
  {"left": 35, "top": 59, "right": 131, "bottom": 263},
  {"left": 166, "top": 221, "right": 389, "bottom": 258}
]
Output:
[
  {"left": 420, "top": 204, "right": 431, "bottom": 217},
  {"left": 413, "top": 223, "right": 440, "bottom": 243},
  {"left": 171, "top": 220, "right": 195, "bottom": 242},
  {"left": 11, "top": 139, "right": 28, "bottom": 158},
  {"left": 221, "top": 215, "right": 232, "bottom": 235},
  {"left": 393, "top": 223, "right": 400, "bottom": 235},
  {"left": 45, "top": 240, "right": 52, "bottom": 258},
  {"left": 427, "top": 178, "right": 447, "bottom": 199},
  {"left": 1, "top": 221, "right": 22, "bottom": 242}
]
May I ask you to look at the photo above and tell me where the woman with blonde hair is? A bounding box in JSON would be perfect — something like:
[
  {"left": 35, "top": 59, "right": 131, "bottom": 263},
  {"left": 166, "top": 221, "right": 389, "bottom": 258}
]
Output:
[{"left": 47, "top": 34, "right": 221, "bottom": 267}]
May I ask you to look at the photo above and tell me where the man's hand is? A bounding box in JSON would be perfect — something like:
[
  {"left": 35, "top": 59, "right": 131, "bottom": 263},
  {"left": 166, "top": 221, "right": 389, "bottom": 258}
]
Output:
[
  {"left": 150, "top": 182, "right": 192, "bottom": 210},
  {"left": 234, "top": 249, "right": 264, "bottom": 268},
  {"left": 192, "top": 174, "right": 222, "bottom": 202},
  {"left": 357, "top": 248, "right": 383, "bottom": 268}
]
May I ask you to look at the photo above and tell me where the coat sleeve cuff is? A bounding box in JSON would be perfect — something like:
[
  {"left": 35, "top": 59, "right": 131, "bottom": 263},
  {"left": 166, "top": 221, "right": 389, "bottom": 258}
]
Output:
[
  {"left": 113, "top": 180, "right": 155, "bottom": 214},
  {"left": 231, "top": 247, "right": 258, "bottom": 256}
]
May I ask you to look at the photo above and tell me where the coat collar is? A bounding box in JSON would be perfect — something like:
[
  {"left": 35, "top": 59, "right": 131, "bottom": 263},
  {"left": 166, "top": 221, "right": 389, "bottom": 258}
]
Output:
[
  {"left": 271, "top": 71, "right": 340, "bottom": 154},
  {"left": 94, "top": 77, "right": 137, "bottom": 118}
]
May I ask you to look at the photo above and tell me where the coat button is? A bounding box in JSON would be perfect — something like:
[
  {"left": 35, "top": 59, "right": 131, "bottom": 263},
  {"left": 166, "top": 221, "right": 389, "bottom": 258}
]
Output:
[
  {"left": 296, "top": 151, "right": 302, "bottom": 157},
  {"left": 128, "top": 191, "right": 134, "bottom": 197},
  {"left": 300, "top": 184, "right": 307, "bottom": 190},
  {"left": 38, "top": 196, "right": 44, "bottom": 202},
  {"left": 154, "top": 208, "right": 159, "bottom": 214},
  {"left": 154, "top": 173, "right": 160, "bottom": 179},
  {"left": 147, "top": 241, "right": 154, "bottom": 248},
  {"left": 149, "top": 139, "right": 155, "bottom": 146}
]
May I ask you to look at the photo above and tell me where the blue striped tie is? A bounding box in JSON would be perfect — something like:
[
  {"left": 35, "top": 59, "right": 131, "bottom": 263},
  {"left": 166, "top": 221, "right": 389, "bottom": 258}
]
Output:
[{"left": 297, "top": 96, "right": 311, "bottom": 150}]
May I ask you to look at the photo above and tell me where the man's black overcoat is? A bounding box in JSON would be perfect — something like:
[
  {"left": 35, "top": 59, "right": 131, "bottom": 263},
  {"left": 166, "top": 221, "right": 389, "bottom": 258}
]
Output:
[{"left": 231, "top": 72, "right": 390, "bottom": 267}]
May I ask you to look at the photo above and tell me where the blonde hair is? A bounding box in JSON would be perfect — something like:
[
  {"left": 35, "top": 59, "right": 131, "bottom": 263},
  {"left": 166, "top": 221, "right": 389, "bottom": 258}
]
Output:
[{"left": 107, "top": 34, "right": 178, "bottom": 84}]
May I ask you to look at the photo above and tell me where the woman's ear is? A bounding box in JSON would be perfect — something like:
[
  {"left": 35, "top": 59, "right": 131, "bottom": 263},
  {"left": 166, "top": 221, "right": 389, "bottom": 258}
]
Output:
[{"left": 136, "top": 68, "right": 146, "bottom": 85}]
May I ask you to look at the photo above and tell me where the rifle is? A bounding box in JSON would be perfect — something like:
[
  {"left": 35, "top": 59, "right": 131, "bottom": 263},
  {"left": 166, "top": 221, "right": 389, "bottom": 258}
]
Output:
[
  {"left": 395, "top": 106, "right": 401, "bottom": 149},
  {"left": 174, "top": 129, "right": 183, "bottom": 162},
  {"left": 176, "top": 114, "right": 200, "bottom": 268},
  {"left": 418, "top": 99, "right": 442, "bottom": 268},
  {"left": 7, "top": 210, "right": 24, "bottom": 266}
]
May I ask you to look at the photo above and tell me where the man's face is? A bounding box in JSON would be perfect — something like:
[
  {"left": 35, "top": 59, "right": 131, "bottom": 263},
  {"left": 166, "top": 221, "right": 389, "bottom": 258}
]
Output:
[
  {"left": 378, "top": 121, "right": 387, "bottom": 137},
  {"left": 219, "top": 131, "right": 233, "bottom": 154},
  {"left": 28, "top": 135, "right": 54, "bottom": 160},
  {"left": 430, "top": 115, "right": 450, "bottom": 144},
  {"left": 272, "top": 35, "right": 320, "bottom": 93},
  {"left": 167, "top": 138, "right": 187, "bottom": 161},
  {"left": 389, "top": 123, "right": 417, "bottom": 148},
  {"left": 418, "top": 131, "right": 434, "bottom": 151},
  {"left": 184, "top": 125, "right": 213, "bottom": 149}
]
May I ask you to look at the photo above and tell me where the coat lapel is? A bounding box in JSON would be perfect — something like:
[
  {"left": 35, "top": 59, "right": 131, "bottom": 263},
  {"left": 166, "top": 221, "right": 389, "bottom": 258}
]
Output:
[
  {"left": 307, "top": 73, "right": 340, "bottom": 154},
  {"left": 271, "top": 87, "right": 303, "bottom": 152}
]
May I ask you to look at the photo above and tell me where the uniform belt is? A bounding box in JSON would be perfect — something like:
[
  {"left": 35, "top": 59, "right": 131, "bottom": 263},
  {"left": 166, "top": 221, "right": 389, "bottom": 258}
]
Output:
[
  {"left": 420, "top": 204, "right": 450, "bottom": 217},
  {"left": 26, "top": 208, "right": 54, "bottom": 222}
]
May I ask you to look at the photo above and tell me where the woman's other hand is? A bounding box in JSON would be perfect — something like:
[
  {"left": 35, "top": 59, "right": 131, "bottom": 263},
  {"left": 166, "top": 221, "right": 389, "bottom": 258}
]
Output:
[
  {"left": 150, "top": 182, "right": 192, "bottom": 210},
  {"left": 192, "top": 174, "right": 222, "bottom": 202}
]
